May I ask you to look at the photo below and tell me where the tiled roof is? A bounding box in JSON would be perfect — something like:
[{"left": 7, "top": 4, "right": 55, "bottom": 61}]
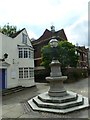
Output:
[
  {"left": 10, "top": 28, "right": 25, "bottom": 38},
  {"left": 32, "top": 29, "right": 68, "bottom": 45}
]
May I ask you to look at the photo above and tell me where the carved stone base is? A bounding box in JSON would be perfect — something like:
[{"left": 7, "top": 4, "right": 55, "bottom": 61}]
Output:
[
  {"left": 46, "top": 76, "right": 67, "bottom": 97},
  {"left": 28, "top": 91, "right": 89, "bottom": 114}
]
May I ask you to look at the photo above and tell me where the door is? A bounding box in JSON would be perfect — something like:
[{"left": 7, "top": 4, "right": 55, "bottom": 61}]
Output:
[{"left": 0, "top": 69, "right": 6, "bottom": 89}]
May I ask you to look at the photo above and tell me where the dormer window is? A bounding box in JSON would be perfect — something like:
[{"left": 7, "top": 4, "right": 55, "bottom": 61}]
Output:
[{"left": 22, "top": 33, "right": 27, "bottom": 44}]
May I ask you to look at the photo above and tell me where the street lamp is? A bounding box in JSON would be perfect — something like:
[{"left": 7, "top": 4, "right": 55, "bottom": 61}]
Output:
[
  {"left": 46, "top": 38, "right": 67, "bottom": 97},
  {"left": 49, "top": 38, "right": 58, "bottom": 48},
  {"left": 75, "top": 50, "right": 77, "bottom": 55},
  {"left": 49, "top": 38, "right": 58, "bottom": 60}
]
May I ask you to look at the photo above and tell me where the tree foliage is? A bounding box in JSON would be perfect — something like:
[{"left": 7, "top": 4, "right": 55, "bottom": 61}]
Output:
[
  {"left": 41, "top": 41, "right": 78, "bottom": 69},
  {"left": 0, "top": 23, "right": 17, "bottom": 37}
]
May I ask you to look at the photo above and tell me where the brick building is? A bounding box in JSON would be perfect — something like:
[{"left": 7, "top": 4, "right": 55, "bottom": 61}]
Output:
[
  {"left": 76, "top": 46, "right": 89, "bottom": 68},
  {"left": 32, "top": 26, "right": 89, "bottom": 70},
  {"left": 32, "top": 26, "right": 68, "bottom": 70}
]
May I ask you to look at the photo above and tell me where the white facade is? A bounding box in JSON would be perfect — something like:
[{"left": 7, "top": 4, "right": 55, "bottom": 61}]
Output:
[{"left": 0, "top": 28, "right": 35, "bottom": 89}]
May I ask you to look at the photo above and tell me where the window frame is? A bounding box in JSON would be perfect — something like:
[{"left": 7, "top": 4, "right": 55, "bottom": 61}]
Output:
[
  {"left": 29, "top": 68, "right": 34, "bottom": 78},
  {"left": 24, "top": 48, "right": 28, "bottom": 58},
  {"left": 19, "top": 67, "right": 34, "bottom": 79},
  {"left": 18, "top": 47, "right": 34, "bottom": 59},
  {"left": 22, "top": 33, "right": 27, "bottom": 44},
  {"left": 18, "top": 48, "right": 23, "bottom": 58},
  {"left": 24, "top": 68, "right": 29, "bottom": 78},
  {"left": 19, "top": 68, "right": 23, "bottom": 78}
]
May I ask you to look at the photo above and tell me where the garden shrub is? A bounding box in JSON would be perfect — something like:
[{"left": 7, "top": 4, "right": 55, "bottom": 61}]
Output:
[
  {"left": 62, "top": 68, "right": 88, "bottom": 83},
  {"left": 35, "top": 68, "right": 88, "bottom": 83},
  {"left": 34, "top": 69, "right": 50, "bottom": 83}
]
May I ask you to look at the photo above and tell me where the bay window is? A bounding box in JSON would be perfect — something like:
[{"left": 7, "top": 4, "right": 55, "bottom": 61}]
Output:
[
  {"left": 19, "top": 67, "right": 34, "bottom": 79},
  {"left": 18, "top": 47, "right": 33, "bottom": 58}
]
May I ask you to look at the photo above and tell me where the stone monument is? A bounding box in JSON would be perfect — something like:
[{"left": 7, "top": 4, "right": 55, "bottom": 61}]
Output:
[{"left": 28, "top": 31, "right": 89, "bottom": 114}]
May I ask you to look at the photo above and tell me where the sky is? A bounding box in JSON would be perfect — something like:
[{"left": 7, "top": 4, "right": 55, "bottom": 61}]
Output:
[{"left": 0, "top": 0, "right": 89, "bottom": 47}]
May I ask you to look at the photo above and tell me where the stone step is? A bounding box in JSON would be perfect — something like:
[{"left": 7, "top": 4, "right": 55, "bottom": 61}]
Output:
[
  {"left": 28, "top": 95, "right": 89, "bottom": 114},
  {"left": 38, "top": 91, "right": 78, "bottom": 103},
  {"left": 33, "top": 95, "right": 84, "bottom": 109},
  {"left": 2, "top": 86, "right": 25, "bottom": 96}
]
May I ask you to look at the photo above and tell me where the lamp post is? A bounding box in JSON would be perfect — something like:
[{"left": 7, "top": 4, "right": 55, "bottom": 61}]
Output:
[
  {"left": 49, "top": 38, "right": 58, "bottom": 48},
  {"left": 46, "top": 38, "right": 67, "bottom": 97},
  {"left": 49, "top": 38, "right": 58, "bottom": 60}
]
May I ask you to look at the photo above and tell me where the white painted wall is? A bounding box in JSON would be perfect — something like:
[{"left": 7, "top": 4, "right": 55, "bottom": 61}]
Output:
[{"left": 0, "top": 29, "right": 35, "bottom": 88}]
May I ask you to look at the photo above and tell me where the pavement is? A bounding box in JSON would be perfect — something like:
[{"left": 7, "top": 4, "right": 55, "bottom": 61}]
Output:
[{"left": 1, "top": 77, "right": 90, "bottom": 119}]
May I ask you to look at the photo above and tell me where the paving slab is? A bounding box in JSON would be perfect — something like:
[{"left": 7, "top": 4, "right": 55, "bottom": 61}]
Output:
[{"left": 2, "top": 103, "right": 24, "bottom": 118}]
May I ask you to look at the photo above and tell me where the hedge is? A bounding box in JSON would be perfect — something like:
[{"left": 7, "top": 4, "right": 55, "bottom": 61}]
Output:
[
  {"left": 62, "top": 67, "right": 88, "bottom": 83},
  {"left": 34, "top": 68, "right": 88, "bottom": 83},
  {"left": 34, "top": 69, "right": 50, "bottom": 83}
]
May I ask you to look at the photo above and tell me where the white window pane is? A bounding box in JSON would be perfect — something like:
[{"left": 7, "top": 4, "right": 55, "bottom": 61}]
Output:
[
  {"left": 29, "top": 50, "right": 31, "bottom": 58},
  {"left": 29, "top": 68, "right": 34, "bottom": 77},
  {"left": 19, "top": 68, "right": 23, "bottom": 78},
  {"left": 31, "top": 51, "right": 34, "bottom": 58},
  {"left": 22, "top": 33, "right": 27, "bottom": 44},
  {"left": 24, "top": 68, "right": 28, "bottom": 78},
  {"left": 18, "top": 48, "right": 23, "bottom": 58},
  {"left": 24, "top": 48, "right": 28, "bottom": 58}
]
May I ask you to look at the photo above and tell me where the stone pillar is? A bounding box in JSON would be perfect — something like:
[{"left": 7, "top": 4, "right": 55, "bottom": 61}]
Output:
[{"left": 46, "top": 60, "right": 67, "bottom": 97}]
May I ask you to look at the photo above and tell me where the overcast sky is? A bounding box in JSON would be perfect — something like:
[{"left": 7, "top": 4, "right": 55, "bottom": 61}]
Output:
[{"left": 0, "top": 0, "right": 89, "bottom": 47}]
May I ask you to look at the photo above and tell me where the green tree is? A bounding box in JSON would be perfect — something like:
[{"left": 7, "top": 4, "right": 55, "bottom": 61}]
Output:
[
  {"left": 41, "top": 40, "right": 78, "bottom": 69},
  {"left": 0, "top": 23, "right": 17, "bottom": 37},
  {"left": 41, "top": 45, "right": 52, "bottom": 68}
]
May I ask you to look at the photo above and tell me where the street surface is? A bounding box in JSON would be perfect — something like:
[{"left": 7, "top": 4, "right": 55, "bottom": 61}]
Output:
[{"left": 1, "top": 77, "right": 90, "bottom": 119}]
